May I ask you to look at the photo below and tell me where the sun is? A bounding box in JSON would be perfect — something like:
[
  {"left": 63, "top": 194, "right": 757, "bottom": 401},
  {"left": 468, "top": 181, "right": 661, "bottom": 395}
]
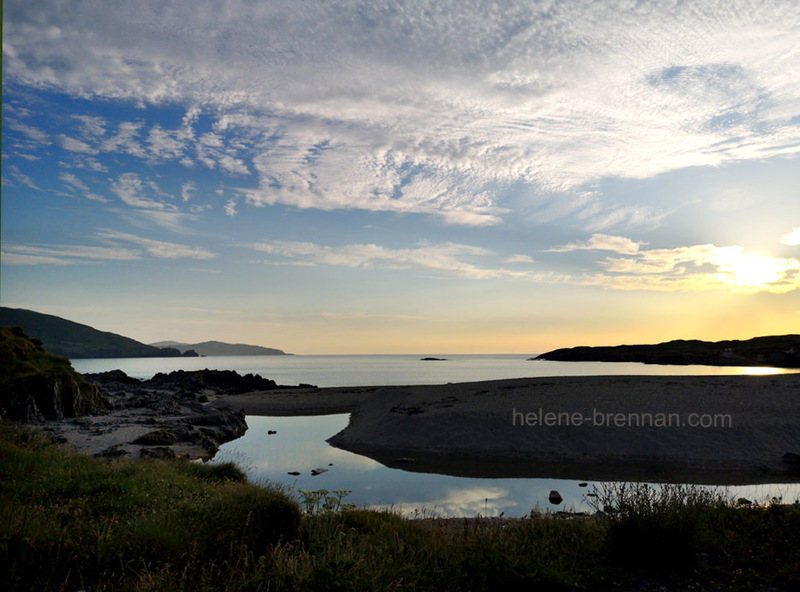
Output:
[{"left": 725, "top": 253, "right": 786, "bottom": 291}]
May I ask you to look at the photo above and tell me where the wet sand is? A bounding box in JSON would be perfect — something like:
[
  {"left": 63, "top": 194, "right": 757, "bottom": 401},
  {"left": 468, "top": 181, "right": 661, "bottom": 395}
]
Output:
[{"left": 213, "top": 374, "right": 800, "bottom": 484}]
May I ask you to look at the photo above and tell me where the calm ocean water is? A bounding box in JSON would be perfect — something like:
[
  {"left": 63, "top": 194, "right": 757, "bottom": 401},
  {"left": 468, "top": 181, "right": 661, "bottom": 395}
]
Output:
[
  {"left": 70, "top": 353, "right": 792, "bottom": 386},
  {"left": 71, "top": 355, "right": 799, "bottom": 517}
]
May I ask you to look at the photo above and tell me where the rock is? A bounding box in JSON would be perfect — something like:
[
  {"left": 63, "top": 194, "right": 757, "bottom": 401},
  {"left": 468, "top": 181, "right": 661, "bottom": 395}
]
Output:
[
  {"left": 268, "top": 430, "right": 277, "bottom": 435},
  {"left": 578, "top": 482, "right": 588, "bottom": 487},
  {"left": 311, "top": 468, "right": 328, "bottom": 476},
  {"left": 548, "top": 490, "right": 563, "bottom": 505},
  {"left": 133, "top": 428, "right": 186, "bottom": 446},
  {"left": 140, "top": 446, "right": 177, "bottom": 460},
  {"left": 287, "top": 471, "right": 301, "bottom": 476},
  {"left": 420, "top": 357, "right": 447, "bottom": 361},
  {"left": 83, "top": 369, "right": 142, "bottom": 385},
  {"left": 146, "top": 369, "right": 279, "bottom": 395}
]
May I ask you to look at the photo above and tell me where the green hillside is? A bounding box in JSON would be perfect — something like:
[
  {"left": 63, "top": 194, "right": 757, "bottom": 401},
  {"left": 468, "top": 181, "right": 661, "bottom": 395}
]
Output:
[{"left": 0, "top": 307, "right": 180, "bottom": 359}]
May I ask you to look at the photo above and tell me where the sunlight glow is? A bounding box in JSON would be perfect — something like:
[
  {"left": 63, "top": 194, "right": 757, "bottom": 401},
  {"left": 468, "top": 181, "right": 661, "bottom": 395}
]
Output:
[{"left": 719, "top": 253, "right": 793, "bottom": 291}]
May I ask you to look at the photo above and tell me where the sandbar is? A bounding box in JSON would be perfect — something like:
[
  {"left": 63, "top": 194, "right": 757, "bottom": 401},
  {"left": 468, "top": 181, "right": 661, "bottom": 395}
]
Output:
[{"left": 213, "top": 374, "right": 800, "bottom": 484}]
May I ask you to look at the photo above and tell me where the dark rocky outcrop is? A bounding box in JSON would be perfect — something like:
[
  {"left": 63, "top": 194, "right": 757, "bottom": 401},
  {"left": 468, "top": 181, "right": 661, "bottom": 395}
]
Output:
[
  {"left": 146, "top": 368, "right": 280, "bottom": 394},
  {"left": 0, "top": 327, "right": 108, "bottom": 422},
  {"left": 533, "top": 335, "right": 800, "bottom": 368}
]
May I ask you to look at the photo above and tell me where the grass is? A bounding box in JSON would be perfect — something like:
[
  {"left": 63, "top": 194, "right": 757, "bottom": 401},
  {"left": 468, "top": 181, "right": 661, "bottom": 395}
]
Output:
[{"left": 2, "top": 422, "right": 799, "bottom": 591}]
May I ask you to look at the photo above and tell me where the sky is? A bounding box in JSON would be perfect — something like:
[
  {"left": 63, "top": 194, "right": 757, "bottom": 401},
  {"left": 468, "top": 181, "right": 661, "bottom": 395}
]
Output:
[{"left": 2, "top": 0, "right": 800, "bottom": 354}]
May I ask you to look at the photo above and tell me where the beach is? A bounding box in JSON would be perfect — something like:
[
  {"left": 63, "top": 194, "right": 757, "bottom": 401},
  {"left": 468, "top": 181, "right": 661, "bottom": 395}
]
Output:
[{"left": 212, "top": 374, "right": 800, "bottom": 484}]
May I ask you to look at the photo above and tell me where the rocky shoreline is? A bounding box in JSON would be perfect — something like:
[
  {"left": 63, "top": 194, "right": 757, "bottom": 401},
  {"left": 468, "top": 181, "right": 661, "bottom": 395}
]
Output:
[{"left": 38, "top": 369, "right": 314, "bottom": 461}]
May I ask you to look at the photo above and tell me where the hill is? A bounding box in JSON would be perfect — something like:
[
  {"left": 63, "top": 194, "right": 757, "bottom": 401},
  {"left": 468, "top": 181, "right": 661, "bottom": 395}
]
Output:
[
  {"left": 534, "top": 335, "right": 800, "bottom": 368},
  {"left": 0, "top": 307, "right": 185, "bottom": 359},
  {"left": 149, "top": 340, "right": 289, "bottom": 356}
]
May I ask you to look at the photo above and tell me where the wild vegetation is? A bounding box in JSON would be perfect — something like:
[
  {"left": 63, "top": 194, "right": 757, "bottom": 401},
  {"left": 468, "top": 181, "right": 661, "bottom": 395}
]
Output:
[
  {"left": 0, "top": 326, "right": 107, "bottom": 421},
  {"left": 2, "top": 423, "right": 799, "bottom": 591}
]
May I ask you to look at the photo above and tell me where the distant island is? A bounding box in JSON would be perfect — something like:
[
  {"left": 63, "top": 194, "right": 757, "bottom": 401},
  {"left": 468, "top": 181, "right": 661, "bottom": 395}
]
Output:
[
  {"left": 533, "top": 335, "right": 800, "bottom": 368},
  {"left": 149, "top": 340, "right": 290, "bottom": 357},
  {"left": 0, "top": 307, "right": 289, "bottom": 359}
]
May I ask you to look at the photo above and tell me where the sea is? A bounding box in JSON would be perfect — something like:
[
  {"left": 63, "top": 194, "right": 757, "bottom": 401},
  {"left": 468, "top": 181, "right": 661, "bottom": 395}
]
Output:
[{"left": 71, "top": 354, "right": 800, "bottom": 517}]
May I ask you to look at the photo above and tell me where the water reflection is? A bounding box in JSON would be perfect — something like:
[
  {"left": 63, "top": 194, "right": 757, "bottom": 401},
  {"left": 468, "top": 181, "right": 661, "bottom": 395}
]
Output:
[{"left": 214, "top": 415, "right": 800, "bottom": 517}]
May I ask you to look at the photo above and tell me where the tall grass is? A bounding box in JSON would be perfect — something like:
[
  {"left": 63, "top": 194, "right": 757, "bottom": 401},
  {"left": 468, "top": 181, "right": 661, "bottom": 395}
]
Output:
[
  {"left": 2, "top": 422, "right": 799, "bottom": 591},
  {"left": 0, "top": 423, "right": 300, "bottom": 591}
]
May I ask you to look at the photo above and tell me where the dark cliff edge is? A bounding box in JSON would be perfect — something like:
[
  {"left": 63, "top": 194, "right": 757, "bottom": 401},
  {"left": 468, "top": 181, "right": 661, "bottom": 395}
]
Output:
[
  {"left": 533, "top": 335, "right": 800, "bottom": 368},
  {"left": 0, "top": 327, "right": 108, "bottom": 422}
]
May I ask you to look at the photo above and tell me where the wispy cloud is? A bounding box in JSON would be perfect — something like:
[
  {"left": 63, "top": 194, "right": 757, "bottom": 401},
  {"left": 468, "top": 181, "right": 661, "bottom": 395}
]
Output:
[
  {"left": 782, "top": 228, "right": 800, "bottom": 247},
  {"left": 548, "top": 234, "right": 646, "bottom": 255},
  {"left": 180, "top": 181, "right": 196, "bottom": 202},
  {"left": 5, "top": 165, "right": 41, "bottom": 190},
  {"left": 506, "top": 254, "right": 534, "bottom": 264},
  {"left": 111, "top": 173, "right": 169, "bottom": 210},
  {"left": 247, "top": 240, "right": 528, "bottom": 279},
  {"left": 6, "top": 0, "right": 798, "bottom": 227},
  {"left": 3, "top": 231, "right": 215, "bottom": 265},
  {"left": 99, "top": 231, "right": 215, "bottom": 260},
  {"left": 58, "top": 134, "right": 98, "bottom": 154},
  {"left": 59, "top": 171, "right": 109, "bottom": 202},
  {"left": 6, "top": 119, "right": 50, "bottom": 144},
  {"left": 2, "top": 244, "right": 141, "bottom": 265},
  {"left": 561, "top": 234, "right": 800, "bottom": 293}
]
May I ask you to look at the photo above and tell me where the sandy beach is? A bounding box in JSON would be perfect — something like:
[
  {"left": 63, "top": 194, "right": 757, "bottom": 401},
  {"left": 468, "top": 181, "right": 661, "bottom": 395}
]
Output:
[{"left": 213, "top": 374, "right": 800, "bottom": 484}]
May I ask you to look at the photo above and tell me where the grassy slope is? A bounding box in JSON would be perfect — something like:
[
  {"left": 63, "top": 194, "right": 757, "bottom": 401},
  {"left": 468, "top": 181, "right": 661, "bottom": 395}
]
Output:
[
  {"left": 0, "top": 326, "right": 106, "bottom": 419},
  {"left": 0, "top": 307, "right": 166, "bottom": 359},
  {"left": 1, "top": 424, "right": 799, "bottom": 591}
]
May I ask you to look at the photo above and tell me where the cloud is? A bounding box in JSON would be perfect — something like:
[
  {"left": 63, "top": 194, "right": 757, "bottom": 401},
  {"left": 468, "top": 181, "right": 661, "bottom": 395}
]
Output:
[
  {"left": 247, "top": 240, "right": 527, "bottom": 279},
  {"left": 5, "top": 164, "right": 41, "bottom": 190},
  {"left": 2, "top": 243, "right": 141, "bottom": 265},
  {"left": 58, "top": 134, "right": 99, "bottom": 154},
  {"left": 101, "top": 121, "right": 147, "bottom": 158},
  {"left": 72, "top": 114, "right": 108, "bottom": 138},
  {"left": 99, "top": 230, "right": 215, "bottom": 260},
  {"left": 782, "top": 228, "right": 800, "bottom": 247},
  {"left": 5, "top": 0, "right": 798, "bottom": 226},
  {"left": 6, "top": 119, "right": 50, "bottom": 144},
  {"left": 224, "top": 198, "right": 237, "bottom": 216},
  {"left": 59, "top": 171, "right": 109, "bottom": 202},
  {"left": 110, "top": 172, "right": 168, "bottom": 210},
  {"left": 180, "top": 181, "right": 196, "bottom": 202},
  {"left": 59, "top": 171, "right": 89, "bottom": 192},
  {"left": 3, "top": 231, "right": 214, "bottom": 264},
  {"left": 549, "top": 234, "right": 646, "bottom": 255},
  {"left": 506, "top": 254, "right": 534, "bottom": 264},
  {"left": 574, "top": 240, "right": 800, "bottom": 293}
]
